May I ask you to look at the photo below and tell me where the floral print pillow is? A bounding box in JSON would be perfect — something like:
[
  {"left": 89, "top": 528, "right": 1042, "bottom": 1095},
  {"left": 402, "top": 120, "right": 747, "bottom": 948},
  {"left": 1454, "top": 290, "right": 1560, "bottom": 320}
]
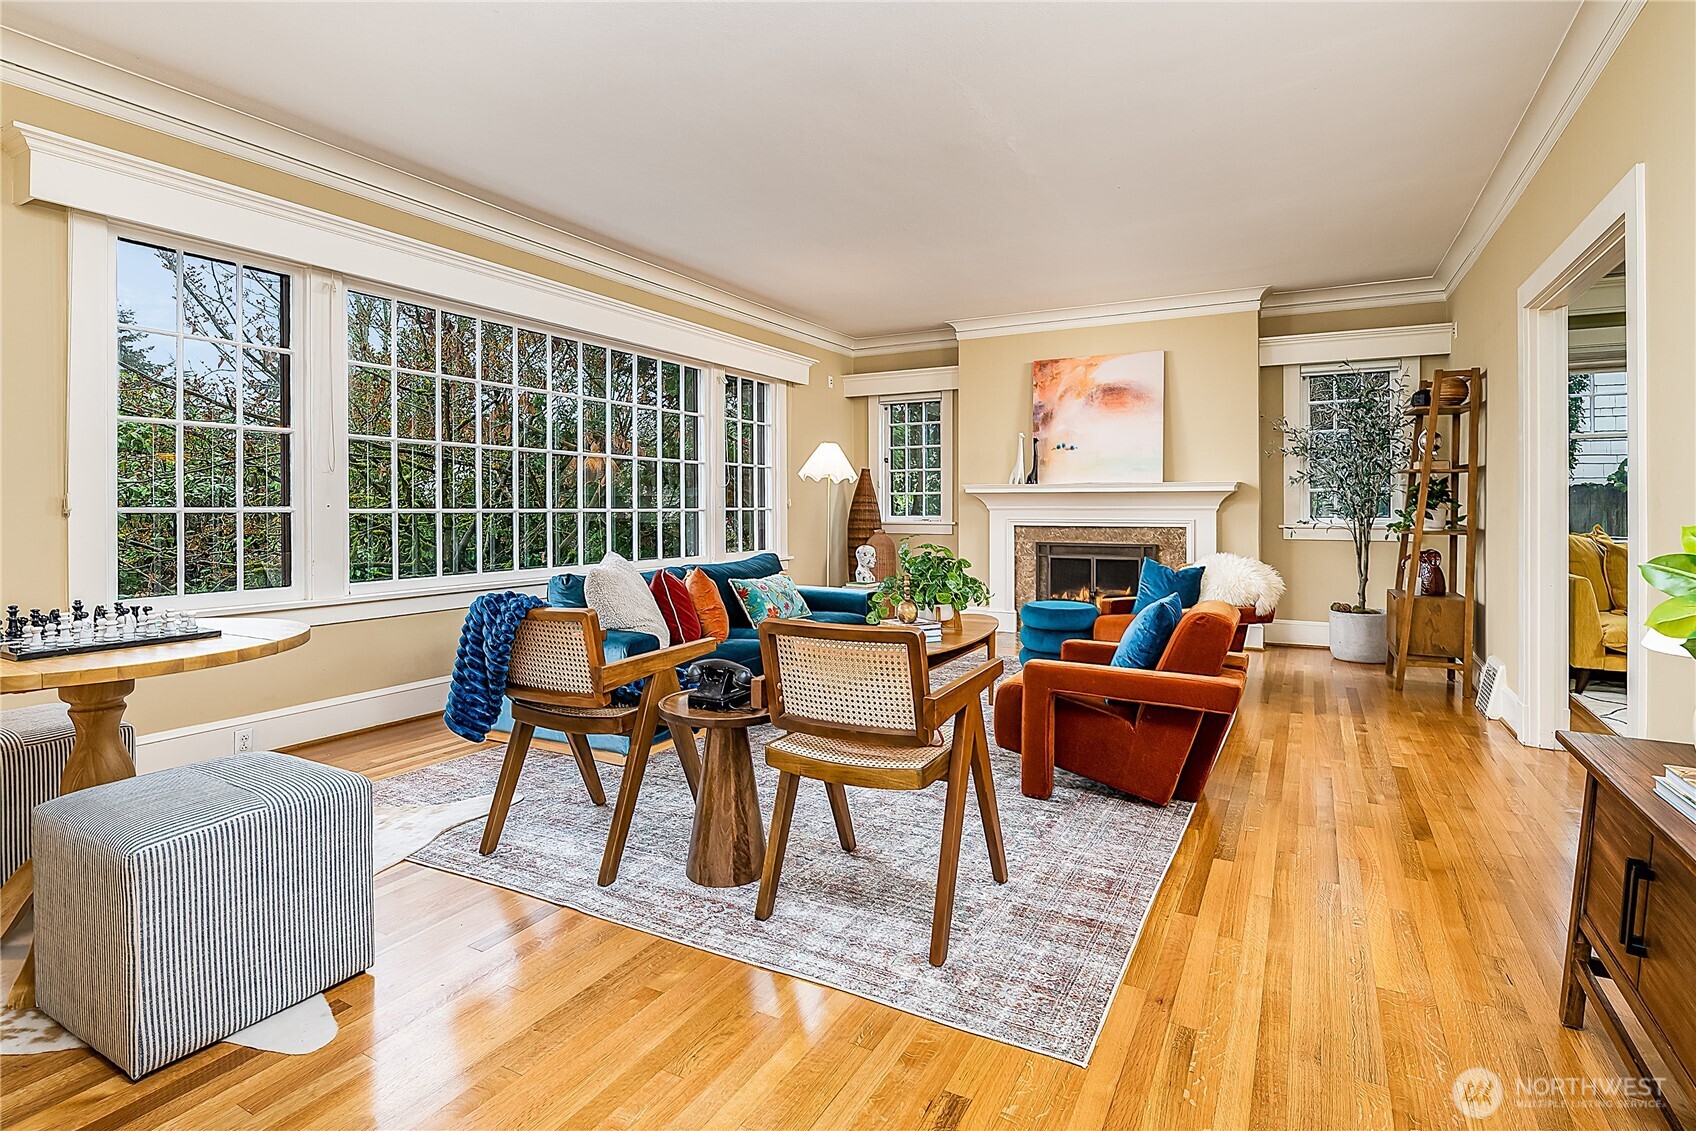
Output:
[{"left": 728, "top": 574, "right": 812, "bottom": 626}]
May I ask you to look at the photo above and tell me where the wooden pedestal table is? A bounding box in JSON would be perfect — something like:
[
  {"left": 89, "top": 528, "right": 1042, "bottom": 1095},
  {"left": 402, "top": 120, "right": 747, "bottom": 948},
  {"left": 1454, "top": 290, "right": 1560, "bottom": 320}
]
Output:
[
  {"left": 659, "top": 693, "right": 775, "bottom": 888},
  {"left": 924, "top": 612, "right": 1000, "bottom": 670},
  {"left": 0, "top": 616, "right": 311, "bottom": 1008}
]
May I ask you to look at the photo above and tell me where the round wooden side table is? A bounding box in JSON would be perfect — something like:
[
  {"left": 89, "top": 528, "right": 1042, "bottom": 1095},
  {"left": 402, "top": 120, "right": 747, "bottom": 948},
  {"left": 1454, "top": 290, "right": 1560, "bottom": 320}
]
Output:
[{"left": 658, "top": 692, "right": 769, "bottom": 888}]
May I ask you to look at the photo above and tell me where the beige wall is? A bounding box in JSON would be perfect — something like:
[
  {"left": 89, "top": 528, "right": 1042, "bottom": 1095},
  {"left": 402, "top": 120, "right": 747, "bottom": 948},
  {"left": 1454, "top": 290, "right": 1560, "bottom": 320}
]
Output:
[
  {"left": 954, "top": 311, "right": 1263, "bottom": 596},
  {"left": 0, "top": 85, "right": 855, "bottom": 735},
  {"left": 1447, "top": 0, "right": 1694, "bottom": 740},
  {"left": 1255, "top": 306, "right": 1453, "bottom": 622}
]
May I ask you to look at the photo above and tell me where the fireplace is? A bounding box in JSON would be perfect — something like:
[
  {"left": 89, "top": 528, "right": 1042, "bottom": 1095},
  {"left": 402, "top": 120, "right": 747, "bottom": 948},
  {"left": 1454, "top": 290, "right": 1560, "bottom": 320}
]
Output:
[{"left": 1035, "top": 542, "right": 1158, "bottom": 608}]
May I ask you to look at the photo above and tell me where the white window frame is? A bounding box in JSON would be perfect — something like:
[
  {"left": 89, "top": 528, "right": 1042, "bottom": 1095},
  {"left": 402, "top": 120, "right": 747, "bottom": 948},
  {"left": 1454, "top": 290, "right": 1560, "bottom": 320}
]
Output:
[
  {"left": 66, "top": 218, "right": 794, "bottom": 626},
  {"left": 1278, "top": 357, "right": 1416, "bottom": 541},
  {"left": 867, "top": 391, "right": 955, "bottom": 534}
]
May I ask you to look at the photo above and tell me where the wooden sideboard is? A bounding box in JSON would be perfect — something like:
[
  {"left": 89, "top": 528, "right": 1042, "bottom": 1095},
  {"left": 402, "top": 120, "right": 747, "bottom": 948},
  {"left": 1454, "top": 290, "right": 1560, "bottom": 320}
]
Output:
[{"left": 1559, "top": 730, "right": 1696, "bottom": 1128}]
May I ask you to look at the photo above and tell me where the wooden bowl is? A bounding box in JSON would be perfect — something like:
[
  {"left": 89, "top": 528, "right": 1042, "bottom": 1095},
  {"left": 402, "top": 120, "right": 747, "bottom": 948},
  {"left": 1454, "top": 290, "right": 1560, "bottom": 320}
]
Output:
[{"left": 1437, "top": 374, "right": 1471, "bottom": 405}]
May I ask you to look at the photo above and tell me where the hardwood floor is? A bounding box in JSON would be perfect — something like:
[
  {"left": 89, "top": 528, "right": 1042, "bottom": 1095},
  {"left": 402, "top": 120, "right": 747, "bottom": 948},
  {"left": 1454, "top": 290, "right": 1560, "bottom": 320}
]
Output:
[{"left": 2, "top": 647, "right": 1671, "bottom": 1129}]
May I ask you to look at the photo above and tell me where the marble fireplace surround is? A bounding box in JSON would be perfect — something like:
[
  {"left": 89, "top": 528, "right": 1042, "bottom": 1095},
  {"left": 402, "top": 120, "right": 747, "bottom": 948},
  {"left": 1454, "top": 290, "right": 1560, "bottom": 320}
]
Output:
[{"left": 963, "top": 483, "right": 1240, "bottom": 631}]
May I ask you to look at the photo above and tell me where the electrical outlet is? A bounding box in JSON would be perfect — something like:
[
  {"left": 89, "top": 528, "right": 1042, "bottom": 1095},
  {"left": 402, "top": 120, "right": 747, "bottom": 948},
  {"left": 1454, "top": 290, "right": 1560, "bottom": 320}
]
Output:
[{"left": 234, "top": 727, "right": 255, "bottom": 754}]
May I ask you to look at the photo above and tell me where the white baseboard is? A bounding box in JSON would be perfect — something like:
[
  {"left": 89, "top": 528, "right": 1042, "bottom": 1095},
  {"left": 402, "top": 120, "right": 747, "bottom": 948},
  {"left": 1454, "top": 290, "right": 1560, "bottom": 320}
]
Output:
[
  {"left": 1494, "top": 682, "right": 1527, "bottom": 744},
  {"left": 1263, "top": 618, "right": 1329, "bottom": 648},
  {"left": 135, "top": 676, "right": 450, "bottom": 773}
]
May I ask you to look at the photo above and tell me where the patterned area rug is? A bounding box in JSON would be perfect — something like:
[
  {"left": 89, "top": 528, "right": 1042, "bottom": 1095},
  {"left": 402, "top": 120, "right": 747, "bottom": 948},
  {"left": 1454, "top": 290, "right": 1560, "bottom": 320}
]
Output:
[{"left": 376, "top": 657, "right": 1194, "bottom": 1066}]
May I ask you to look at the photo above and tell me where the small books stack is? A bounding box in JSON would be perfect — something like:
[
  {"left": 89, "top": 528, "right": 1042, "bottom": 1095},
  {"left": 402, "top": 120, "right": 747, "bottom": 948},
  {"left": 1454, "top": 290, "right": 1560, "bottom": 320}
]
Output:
[
  {"left": 914, "top": 620, "right": 945, "bottom": 644},
  {"left": 1653, "top": 765, "right": 1696, "bottom": 825}
]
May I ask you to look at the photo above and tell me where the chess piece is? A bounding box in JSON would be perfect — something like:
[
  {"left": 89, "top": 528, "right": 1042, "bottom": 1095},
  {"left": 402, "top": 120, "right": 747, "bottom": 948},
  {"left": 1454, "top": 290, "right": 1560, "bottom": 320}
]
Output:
[
  {"left": 854, "top": 544, "right": 878, "bottom": 585},
  {"left": 1417, "top": 549, "right": 1447, "bottom": 597}
]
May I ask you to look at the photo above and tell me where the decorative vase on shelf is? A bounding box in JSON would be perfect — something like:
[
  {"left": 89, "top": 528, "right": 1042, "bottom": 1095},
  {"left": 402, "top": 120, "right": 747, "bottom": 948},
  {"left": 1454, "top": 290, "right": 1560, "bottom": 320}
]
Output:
[
  {"left": 1437, "top": 373, "right": 1471, "bottom": 406},
  {"left": 1009, "top": 433, "right": 1026, "bottom": 485},
  {"left": 1417, "top": 549, "right": 1447, "bottom": 597}
]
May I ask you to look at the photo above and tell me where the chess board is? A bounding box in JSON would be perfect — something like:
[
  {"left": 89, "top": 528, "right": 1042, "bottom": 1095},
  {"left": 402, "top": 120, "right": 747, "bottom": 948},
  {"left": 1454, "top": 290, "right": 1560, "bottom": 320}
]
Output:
[{"left": 3, "top": 602, "right": 222, "bottom": 662}]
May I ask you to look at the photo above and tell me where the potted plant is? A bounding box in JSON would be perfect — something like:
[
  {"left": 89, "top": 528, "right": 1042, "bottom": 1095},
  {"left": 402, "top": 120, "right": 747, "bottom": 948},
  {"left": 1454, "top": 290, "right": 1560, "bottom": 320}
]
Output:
[
  {"left": 1274, "top": 366, "right": 1413, "bottom": 663},
  {"left": 1641, "top": 524, "right": 1696, "bottom": 738},
  {"left": 865, "top": 541, "right": 991, "bottom": 627},
  {"left": 1387, "top": 475, "right": 1465, "bottom": 536}
]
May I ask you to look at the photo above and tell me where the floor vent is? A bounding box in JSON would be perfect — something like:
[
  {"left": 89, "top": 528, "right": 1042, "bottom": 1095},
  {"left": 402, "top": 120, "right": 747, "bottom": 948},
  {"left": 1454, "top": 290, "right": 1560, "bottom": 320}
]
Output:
[{"left": 1475, "top": 656, "right": 1507, "bottom": 720}]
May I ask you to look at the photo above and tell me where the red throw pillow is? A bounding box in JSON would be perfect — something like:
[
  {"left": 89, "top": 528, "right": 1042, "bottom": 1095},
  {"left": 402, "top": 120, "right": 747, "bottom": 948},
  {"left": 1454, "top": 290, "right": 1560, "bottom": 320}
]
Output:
[{"left": 649, "top": 570, "right": 703, "bottom": 645}]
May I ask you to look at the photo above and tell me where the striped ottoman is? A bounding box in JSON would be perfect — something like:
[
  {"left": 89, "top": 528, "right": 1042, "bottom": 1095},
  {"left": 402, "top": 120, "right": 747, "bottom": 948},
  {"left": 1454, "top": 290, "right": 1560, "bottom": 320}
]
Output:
[
  {"left": 1017, "top": 600, "right": 1099, "bottom": 663},
  {"left": 2, "top": 703, "right": 136, "bottom": 884},
  {"left": 32, "top": 752, "right": 374, "bottom": 1079}
]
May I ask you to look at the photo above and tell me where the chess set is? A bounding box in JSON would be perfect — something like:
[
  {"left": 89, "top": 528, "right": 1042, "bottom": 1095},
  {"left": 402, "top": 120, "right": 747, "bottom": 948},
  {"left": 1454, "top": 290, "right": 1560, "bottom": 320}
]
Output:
[{"left": 2, "top": 600, "right": 221, "bottom": 662}]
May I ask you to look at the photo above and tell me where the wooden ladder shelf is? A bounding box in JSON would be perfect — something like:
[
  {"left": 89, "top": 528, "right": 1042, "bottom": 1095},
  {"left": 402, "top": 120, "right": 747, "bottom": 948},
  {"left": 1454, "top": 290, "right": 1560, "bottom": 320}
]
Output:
[{"left": 1389, "top": 367, "right": 1483, "bottom": 694}]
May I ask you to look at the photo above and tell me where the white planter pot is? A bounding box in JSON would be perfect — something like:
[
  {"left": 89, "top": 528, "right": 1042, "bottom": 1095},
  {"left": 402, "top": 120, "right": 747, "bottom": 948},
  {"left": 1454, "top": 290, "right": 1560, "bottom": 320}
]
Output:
[{"left": 1329, "top": 608, "right": 1388, "bottom": 664}]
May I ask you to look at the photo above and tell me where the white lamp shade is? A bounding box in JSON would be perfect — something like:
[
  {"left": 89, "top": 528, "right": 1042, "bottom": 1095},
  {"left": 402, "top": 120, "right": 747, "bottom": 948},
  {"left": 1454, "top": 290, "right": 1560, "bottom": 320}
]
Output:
[{"left": 797, "top": 441, "right": 857, "bottom": 483}]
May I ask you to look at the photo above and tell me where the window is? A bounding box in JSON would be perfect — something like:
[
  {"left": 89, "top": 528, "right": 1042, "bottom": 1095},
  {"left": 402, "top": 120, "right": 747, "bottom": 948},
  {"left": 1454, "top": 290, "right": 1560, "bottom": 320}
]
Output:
[
  {"left": 723, "top": 374, "right": 775, "bottom": 554},
  {"left": 1569, "top": 370, "right": 1627, "bottom": 484},
  {"left": 1280, "top": 358, "right": 1412, "bottom": 539},
  {"left": 874, "top": 394, "right": 953, "bottom": 529},
  {"left": 345, "top": 289, "right": 706, "bottom": 585},
  {"left": 115, "top": 237, "right": 295, "bottom": 600}
]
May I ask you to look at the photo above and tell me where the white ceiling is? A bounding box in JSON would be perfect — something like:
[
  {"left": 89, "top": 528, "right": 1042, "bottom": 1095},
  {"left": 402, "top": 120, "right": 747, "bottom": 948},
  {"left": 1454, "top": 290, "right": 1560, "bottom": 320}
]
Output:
[{"left": 4, "top": 2, "right": 1579, "bottom": 338}]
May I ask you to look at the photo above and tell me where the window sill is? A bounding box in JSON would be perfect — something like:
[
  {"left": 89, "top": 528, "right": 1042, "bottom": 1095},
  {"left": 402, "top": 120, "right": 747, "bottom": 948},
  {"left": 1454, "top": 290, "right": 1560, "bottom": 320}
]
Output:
[
  {"left": 883, "top": 520, "right": 956, "bottom": 536},
  {"left": 1281, "top": 524, "right": 1401, "bottom": 543}
]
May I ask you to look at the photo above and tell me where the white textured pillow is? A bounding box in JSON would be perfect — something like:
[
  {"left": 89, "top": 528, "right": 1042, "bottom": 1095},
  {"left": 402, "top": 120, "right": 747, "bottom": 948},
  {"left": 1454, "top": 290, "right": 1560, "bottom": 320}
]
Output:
[
  {"left": 1194, "top": 552, "right": 1285, "bottom": 616},
  {"left": 583, "top": 553, "right": 671, "bottom": 644}
]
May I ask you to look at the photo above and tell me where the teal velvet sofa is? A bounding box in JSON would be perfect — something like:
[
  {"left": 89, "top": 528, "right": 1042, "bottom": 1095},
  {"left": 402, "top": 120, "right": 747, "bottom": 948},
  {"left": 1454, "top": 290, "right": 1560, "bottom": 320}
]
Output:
[{"left": 489, "top": 553, "right": 870, "bottom": 750}]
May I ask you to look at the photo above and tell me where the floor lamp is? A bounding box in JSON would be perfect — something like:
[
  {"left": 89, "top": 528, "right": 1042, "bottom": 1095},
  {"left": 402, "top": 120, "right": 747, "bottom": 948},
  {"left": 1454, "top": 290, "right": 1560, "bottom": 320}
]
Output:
[{"left": 798, "top": 442, "right": 857, "bottom": 586}]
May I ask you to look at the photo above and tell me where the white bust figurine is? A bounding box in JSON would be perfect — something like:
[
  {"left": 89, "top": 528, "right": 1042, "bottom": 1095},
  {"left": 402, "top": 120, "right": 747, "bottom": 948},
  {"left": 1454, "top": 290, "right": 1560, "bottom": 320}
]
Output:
[{"left": 854, "top": 543, "right": 878, "bottom": 585}]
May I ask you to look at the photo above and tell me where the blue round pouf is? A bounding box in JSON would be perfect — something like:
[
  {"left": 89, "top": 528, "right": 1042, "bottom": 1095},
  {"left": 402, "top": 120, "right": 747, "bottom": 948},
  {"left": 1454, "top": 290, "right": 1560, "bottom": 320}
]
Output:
[
  {"left": 1018, "top": 624, "right": 1085, "bottom": 655},
  {"left": 1019, "top": 599, "right": 1099, "bottom": 632},
  {"left": 1018, "top": 646, "right": 1053, "bottom": 665}
]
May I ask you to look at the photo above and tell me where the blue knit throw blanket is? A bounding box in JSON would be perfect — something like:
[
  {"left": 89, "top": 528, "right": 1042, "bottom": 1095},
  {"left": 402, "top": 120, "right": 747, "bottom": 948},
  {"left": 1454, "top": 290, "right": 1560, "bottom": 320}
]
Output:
[{"left": 444, "top": 592, "right": 545, "bottom": 742}]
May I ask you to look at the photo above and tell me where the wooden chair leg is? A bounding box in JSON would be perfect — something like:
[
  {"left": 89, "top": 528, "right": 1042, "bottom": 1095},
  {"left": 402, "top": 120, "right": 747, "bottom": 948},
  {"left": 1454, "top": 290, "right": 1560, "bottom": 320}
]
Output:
[
  {"left": 967, "top": 709, "right": 1008, "bottom": 883},
  {"left": 565, "top": 733, "right": 607, "bottom": 806},
  {"left": 824, "top": 783, "right": 855, "bottom": 851},
  {"left": 481, "top": 721, "right": 535, "bottom": 855},
  {"left": 930, "top": 729, "right": 974, "bottom": 966},
  {"left": 597, "top": 670, "right": 672, "bottom": 886},
  {"left": 756, "top": 771, "right": 800, "bottom": 921}
]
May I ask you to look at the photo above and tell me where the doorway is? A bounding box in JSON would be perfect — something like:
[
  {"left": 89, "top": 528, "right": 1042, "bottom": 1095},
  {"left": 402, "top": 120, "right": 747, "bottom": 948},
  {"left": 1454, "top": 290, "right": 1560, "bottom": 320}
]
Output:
[
  {"left": 1566, "top": 265, "right": 1630, "bottom": 733},
  {"left": 1516, "top": 165, "right": 1648, "bottom": 748}
]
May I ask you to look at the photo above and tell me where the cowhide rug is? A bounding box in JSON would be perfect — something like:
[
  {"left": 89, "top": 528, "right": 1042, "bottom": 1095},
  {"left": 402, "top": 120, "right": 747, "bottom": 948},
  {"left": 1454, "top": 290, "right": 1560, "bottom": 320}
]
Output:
[{"left": 0, "top": 792, "right": 508, "bottom": 1058}]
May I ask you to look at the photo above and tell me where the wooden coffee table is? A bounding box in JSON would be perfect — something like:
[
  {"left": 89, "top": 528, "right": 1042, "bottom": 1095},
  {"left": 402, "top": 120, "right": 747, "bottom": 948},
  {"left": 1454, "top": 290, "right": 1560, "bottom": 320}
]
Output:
[
  {"left": 926, "top": 612, "right": 1000, "bottom": 668},
  {"left": 659, "top": 692, "right": 770, "bottom": 888}
]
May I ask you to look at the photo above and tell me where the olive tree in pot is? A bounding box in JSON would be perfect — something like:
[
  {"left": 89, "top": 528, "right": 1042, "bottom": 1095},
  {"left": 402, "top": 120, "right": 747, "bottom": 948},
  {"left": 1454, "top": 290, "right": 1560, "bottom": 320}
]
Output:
[{"left": 1274, "top": 367, "right": 1413, "bottom": 663}]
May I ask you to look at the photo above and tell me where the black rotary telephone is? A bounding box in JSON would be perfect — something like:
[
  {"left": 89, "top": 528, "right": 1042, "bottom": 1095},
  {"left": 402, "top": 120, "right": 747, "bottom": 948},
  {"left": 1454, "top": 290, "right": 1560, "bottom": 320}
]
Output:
[{"left": 685, "top": 659, "right": 754, "bottom": 711}]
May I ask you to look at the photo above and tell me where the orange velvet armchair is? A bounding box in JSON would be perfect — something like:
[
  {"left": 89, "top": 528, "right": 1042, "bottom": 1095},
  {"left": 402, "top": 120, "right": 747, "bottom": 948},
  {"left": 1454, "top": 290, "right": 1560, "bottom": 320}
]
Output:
[
  {"left": 1093, "top": 595, "right": 1271, "bottom": 652},
  {"left": 994, "top": 601, "right": 1246, "bottom": 805}
]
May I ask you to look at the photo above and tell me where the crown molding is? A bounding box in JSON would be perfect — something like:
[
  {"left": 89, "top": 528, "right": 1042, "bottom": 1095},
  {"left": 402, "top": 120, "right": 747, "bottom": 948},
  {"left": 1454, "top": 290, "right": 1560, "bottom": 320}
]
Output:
[
  {"left": 1260, "top": 0, "right": 1643, "bottom": 319},
  {"left": 1260, "top": 279, "right": 1449, "bottom": 319},
  {"left": 0, "top": 28, "right": 861, "bottom": 358},
  {"left": 949, "top": 287, "right": 1269, "bottom": 341},
  {"left": 1431, "top": 0, "right": 1644, "bottom": 294},
  {"left": 849, "top": 328, "right": 959, "bottom": 358},
  {"left": 1258, "top": 322, "right": 1455, "bottom": 367}
]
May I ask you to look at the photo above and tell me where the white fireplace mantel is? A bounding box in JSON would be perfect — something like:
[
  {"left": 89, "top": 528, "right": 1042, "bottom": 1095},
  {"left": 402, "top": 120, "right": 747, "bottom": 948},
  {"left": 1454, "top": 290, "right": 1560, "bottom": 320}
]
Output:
[{"left": 963, "top": 481, "right": 1240, "bottom": 629}]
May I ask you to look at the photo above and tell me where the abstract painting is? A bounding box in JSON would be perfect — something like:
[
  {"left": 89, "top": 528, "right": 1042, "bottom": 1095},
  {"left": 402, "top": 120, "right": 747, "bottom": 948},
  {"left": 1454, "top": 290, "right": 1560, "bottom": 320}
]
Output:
[{"left": 1032, "top": 351, "right": 1165, "bottom": 483}]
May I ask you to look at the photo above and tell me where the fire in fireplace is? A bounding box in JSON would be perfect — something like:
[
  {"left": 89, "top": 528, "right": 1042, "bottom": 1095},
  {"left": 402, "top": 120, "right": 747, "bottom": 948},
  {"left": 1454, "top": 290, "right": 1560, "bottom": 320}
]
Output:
[{"left": 1035, "top": 542, "right": 1159, "bottom": 608}]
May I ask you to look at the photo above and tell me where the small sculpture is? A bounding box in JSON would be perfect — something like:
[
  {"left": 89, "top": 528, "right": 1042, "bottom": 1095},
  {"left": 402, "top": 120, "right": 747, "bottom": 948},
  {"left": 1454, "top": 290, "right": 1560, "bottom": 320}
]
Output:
[
  {"left": 1418, "top": 548, "right": 1447, "bottom": 596},
  {"left": 1025, "top": 434, "right": 1040, "bottom": 485},
  {"left": 854, "top": 544, "right": 877, "bottom": 585},
  {"left": 1009, "top": 432, "right": 1026, "bottom": 485}
]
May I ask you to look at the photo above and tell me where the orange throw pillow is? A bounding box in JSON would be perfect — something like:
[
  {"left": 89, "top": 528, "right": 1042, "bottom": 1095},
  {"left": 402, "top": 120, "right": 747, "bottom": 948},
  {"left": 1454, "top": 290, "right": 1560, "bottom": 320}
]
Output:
[{"left": 685, "top": 568, "right": 731, "bottom": 642}]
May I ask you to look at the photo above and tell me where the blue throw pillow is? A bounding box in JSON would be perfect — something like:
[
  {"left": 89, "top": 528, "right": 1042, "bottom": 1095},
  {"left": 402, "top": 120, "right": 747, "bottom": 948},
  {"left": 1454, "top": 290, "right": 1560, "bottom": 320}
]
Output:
[
  {"left": 1112, "top": 594, "right": 1183, "bottom": 670},
  {"left": 1131, "top": 558, "right": 1205, "bottom": 614}
]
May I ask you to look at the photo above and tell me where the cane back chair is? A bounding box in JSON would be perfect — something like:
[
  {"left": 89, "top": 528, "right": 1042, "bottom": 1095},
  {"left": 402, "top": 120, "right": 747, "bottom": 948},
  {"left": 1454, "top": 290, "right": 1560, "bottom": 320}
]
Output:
[
  {"left": 754, "top": 618, "right": 1007, "bottom": 966},
  {"left": 480, "top": 607, "right": 717, "bottom": 885}
]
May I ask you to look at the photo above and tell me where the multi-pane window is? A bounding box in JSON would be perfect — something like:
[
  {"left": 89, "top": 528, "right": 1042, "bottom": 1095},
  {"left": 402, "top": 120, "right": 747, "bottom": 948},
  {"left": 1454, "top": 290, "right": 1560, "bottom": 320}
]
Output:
[
  {"left": 723, "top": 374, "right": 774, "bottom": 553},
  {"left": 1569, "top": 370, "right": 1627, "bottom": 484},
  {"left": 115, "top": 238, "right": 293, "bottom": 599},
  {"left": 880, "top": 396, "right": 944, "bottom": 520},
  {"left": 346, "top": 290, "right": 705, "bottom": 583},
  {"left": 1300, "top": 363, "right": 1399, "bottom": 522}
]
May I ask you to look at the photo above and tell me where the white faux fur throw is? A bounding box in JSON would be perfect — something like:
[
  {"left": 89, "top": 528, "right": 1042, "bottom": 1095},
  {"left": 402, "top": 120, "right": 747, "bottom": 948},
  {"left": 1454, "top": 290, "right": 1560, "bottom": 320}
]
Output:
[
  {"left": 1194, "top": 553, "right": 1285, "bottom": 616},
  {"left": 584, "top": 552, "right": 671, "bottom": 644}
]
